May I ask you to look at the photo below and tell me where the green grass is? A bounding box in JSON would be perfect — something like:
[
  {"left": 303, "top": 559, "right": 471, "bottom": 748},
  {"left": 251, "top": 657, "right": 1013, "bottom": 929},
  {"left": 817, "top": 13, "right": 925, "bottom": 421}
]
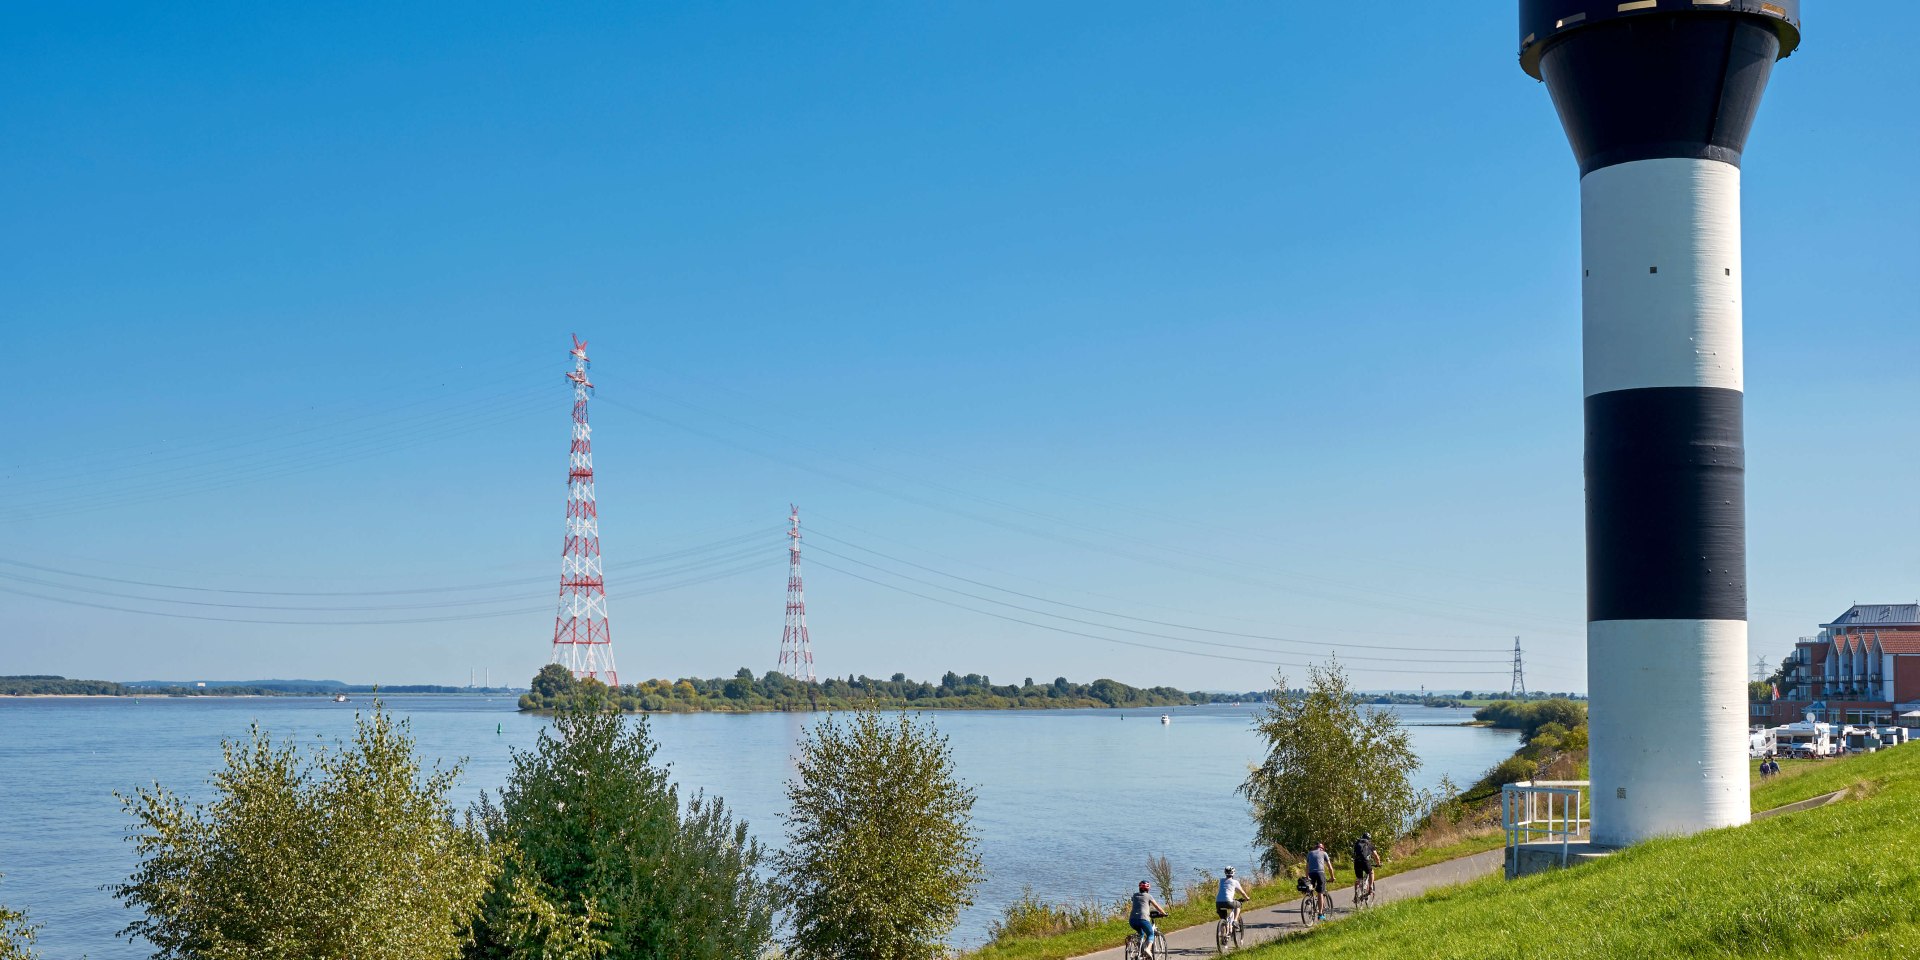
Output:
[
  {"left": 1750, "top": 754, "right": 1871, "bottom": 811},
  {"left": 963, "top": 832, "right": 1506, "bottom": 960},
  {"left": 1233, "top": 746, "right": 1920, "bottom": 959}
]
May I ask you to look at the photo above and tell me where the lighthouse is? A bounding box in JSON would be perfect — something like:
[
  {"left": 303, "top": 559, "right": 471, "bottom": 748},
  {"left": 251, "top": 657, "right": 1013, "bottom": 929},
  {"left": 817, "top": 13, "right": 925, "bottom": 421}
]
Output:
[{"left": 1517, "top": 0, "right": 1800, "bottom": 846}]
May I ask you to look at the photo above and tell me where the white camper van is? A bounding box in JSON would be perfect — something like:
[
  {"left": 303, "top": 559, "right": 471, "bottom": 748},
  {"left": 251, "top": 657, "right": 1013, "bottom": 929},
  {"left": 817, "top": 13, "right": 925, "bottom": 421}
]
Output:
[{"left": 1773, "top": 715, "right": 1838, "bottom": 759}]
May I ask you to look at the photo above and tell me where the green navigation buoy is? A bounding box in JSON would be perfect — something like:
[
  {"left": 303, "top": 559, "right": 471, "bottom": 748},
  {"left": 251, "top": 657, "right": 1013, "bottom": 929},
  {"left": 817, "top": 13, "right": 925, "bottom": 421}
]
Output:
[{"left": 497, "top": 723, "right": 502, "bottom": 735}]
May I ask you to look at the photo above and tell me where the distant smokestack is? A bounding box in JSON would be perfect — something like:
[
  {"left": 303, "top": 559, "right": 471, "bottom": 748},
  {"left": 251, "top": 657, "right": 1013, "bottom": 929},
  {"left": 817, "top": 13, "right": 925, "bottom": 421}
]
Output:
[{"left": 1517, "top": 0, "right": 1801, "bottom": 846}]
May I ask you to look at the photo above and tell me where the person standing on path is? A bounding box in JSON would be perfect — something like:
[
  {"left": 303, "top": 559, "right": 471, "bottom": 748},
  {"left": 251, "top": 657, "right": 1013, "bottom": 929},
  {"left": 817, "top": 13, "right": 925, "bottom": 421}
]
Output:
[{"left": 1306, "top": 843, "right": 1335, "bottom": 920}]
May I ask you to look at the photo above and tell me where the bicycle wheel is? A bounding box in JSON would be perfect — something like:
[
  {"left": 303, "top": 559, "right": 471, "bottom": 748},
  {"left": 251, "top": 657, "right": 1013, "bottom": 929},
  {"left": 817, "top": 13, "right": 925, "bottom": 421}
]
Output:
[
  {"left": 1216, "top": 919, "right": 1229, "bottom": 955},
  {"left": 1299, "top": 894, "right": 1315, "bottom": 927},
  {"left": 1125, "top": 934, "right": 1140, "bottom": 960},
  {"left": 1231, "top": 915, "right": 1244, "bottom": 949}
]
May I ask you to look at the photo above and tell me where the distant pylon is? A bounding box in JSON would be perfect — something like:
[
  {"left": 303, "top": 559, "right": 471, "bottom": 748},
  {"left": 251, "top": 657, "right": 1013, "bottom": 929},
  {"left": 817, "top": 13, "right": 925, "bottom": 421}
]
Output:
[
  {"left": 549, "top": 335, "right": 617, "bottom": 687},
  {"left": 1509, "top": 637, "right": 1526, "bottom": 697},
  {"left": 777, "top": 505, "right": 816, "bottom": 683}
]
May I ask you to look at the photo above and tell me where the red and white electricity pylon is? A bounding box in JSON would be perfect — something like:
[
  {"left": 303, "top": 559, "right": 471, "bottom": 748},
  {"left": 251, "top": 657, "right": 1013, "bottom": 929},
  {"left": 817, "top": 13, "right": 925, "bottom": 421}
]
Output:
[
  {"left": 777, "top": 504, "right": 816, "bottom": 682},
  {"left": 549, "top": 334, "right": 617, "bottom": 687}
]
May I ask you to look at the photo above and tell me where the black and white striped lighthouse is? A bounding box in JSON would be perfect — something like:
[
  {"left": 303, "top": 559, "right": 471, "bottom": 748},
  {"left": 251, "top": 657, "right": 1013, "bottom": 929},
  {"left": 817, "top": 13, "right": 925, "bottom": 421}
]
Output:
[{"left": 1518, "top": 0, "right": 1800, "bottom": 846}]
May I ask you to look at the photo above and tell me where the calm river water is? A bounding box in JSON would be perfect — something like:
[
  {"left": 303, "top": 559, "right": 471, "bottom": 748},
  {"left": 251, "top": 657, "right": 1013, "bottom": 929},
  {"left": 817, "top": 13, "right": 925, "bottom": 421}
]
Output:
[{"left": 0, "top": 695, "right": 1517, "bottom": 957}]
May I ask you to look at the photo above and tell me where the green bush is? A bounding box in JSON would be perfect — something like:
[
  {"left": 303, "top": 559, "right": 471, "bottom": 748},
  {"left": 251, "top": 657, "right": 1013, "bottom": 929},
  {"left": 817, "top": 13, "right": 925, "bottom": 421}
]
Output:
[
  {"left": 114, "top": 706, "right": 494, "bottom": 960},
  {"left": 987, "top": 887, "right": 1118, "bottom": 943},
  {"left": 0, "top": 876, "right": 40, "bottom": 960},
  {"left": 467, "top": 700, "right": 774, "bottom": 960},
  {"left": 777, "top": 708, "right": 984, "bottom": 960},
  {"left": 1241, "top": 661, "right": 1422, "bottom": 872}
]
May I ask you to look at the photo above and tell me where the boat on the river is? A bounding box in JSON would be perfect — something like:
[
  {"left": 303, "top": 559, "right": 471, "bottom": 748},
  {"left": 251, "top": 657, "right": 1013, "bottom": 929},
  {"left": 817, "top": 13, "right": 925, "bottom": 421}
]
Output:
[
  {"left": 1159, "top": 714, "right": 1170, "bottom": 725},
  {"left": 332, "top": 694, "right": 349, "bottom": 703}
]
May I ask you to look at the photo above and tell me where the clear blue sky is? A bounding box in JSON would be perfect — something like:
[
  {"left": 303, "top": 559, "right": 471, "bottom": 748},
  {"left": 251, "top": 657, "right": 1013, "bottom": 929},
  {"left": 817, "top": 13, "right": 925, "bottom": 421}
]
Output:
[{"left": 2, "top": 3, "right": 1914, "bottom": 693}]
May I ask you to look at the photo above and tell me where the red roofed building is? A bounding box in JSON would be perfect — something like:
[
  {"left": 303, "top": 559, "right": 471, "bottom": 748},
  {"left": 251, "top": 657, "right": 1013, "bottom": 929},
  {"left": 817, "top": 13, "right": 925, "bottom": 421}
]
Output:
[{"left": 1758, "top": 604, "right": 1920, "bottom": 727}]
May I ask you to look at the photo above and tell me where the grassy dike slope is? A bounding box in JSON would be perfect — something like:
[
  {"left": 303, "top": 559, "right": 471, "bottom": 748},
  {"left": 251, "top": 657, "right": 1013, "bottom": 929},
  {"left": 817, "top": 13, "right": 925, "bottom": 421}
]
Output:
[{"left": 1242, "top": 746, "right": 1920, "bottom": 960}]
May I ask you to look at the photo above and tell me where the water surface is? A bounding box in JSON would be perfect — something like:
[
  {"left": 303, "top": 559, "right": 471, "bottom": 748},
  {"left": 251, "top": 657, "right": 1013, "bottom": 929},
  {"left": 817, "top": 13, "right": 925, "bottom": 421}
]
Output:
[{"left": 0, "top": 695, "right": 1517, "bottom": 956}]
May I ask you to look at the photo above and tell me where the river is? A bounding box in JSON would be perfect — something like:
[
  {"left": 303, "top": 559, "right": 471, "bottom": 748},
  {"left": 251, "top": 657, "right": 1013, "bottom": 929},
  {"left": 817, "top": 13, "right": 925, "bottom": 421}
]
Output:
[{"left": 0, "top": 695, "right": 1518, "bottom": 957}]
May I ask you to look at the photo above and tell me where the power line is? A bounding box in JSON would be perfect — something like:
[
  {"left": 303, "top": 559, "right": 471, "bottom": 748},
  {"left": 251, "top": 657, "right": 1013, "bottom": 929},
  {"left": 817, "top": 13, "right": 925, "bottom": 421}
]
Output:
[
  {"left": 0, "top": 556, "right": 777, "bottom": 627},
  {"left": 806, "top": 526, "right": 1512, "bottom": 656},
  {"left": 806, "top": 558, "right": 1508, "bottom": 678},
  {"left": 803, "top": 538, "right": 1509, "bottom": 665},
  {"left": 0, "top": 529, "right": 769, "bottom": 598}
]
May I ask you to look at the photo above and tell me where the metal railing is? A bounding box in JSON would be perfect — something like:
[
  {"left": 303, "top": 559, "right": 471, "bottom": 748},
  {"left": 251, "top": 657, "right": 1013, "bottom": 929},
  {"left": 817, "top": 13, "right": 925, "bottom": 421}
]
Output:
[{"left": 1502, "top": 780, "right": 1590, "bottom": 878}]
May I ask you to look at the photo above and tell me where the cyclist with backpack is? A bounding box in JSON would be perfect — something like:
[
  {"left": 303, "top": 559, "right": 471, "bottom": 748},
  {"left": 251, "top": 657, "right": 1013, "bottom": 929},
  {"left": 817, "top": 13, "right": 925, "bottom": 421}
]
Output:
[{"left": 1351, "top": 832, "right": 1382, "bottom": 907}]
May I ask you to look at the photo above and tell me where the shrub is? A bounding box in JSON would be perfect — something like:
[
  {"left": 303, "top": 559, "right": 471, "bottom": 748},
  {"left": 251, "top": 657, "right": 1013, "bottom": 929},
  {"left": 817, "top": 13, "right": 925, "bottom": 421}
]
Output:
[
  {"left": 777, "top": 708, "right": 984, "bottom": 960},
  {"left": 467, "top": 701, "right": 773, "bottom": 960},
  {"left": 1240, "top": 660, "right": 1422, "bottom": 874},
  {"left": 986, "top": 887, "right": 1118, "bottom": 943},
  {"left": 0, "top": 877, "right": 40, "bottom": 960},
  {"left": 114, "top": 705, "right": 493, "bottom": 960}
]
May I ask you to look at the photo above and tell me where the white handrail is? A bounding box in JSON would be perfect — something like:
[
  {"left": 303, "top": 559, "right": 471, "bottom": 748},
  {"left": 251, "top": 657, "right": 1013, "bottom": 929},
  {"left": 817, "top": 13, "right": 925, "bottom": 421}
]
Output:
[{"left": 1502, "top": 780, "right": 1590, "bottom": 878}]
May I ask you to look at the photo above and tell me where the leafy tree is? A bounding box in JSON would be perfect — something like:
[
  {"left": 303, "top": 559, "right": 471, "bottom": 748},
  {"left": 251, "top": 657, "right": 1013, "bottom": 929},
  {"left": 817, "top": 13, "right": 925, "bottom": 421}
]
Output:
[
  {"left": 467, "top": 699, "right": 773, "bottom": 960},
  {"left": 1240, "top": 661, "right": 1422, "bottom": 874},
  {"left": 777, "top": 708, "right": 984, "bottom": 960},
  {"left": 114, "top": 705, "right": 494, "bottom": 960},
  {"left": 0, "top": 877, "right": 40, "bottom": 960},
  {"left": 531, "top": 664, "right": 576, "bottom": 700},
  {"left": 494, "top": 861, "right": 610, "bottom": 960}
]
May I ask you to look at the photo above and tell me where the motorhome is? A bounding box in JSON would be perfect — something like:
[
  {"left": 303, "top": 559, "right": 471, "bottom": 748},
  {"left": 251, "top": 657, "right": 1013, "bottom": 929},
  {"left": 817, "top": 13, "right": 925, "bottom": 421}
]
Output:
[
  {"left": 1773, "top": 717, "right": 1838, "bottom": 759},
  {"left": 1748, "top": 726, "right": 1777, "bottom": 759},
  {"left": 1840, "top": 725, "right": 1880, "bottom": 754}
]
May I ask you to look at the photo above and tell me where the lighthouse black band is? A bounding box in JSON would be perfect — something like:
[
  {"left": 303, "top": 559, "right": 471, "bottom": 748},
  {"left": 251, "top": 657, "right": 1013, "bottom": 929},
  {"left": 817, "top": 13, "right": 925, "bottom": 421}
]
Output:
[{"left": 1586, "top": 386, "right": 1746, "bottom": 622}]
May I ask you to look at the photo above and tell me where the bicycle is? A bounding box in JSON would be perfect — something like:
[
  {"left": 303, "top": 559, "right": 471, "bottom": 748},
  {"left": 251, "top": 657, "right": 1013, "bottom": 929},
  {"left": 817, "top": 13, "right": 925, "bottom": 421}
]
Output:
[
  {"left": 1125, "top": 910, "right": 1169, "bottom": 960},
  {"left": 1353, "top": 871, "right": 1376, "bottom": 910},
  {"left": 1215, "top": 900, "right": 1247, "bottom": 953},
  {"left": 1295, "top": 877, "right": 1320, "bottom": 928}
]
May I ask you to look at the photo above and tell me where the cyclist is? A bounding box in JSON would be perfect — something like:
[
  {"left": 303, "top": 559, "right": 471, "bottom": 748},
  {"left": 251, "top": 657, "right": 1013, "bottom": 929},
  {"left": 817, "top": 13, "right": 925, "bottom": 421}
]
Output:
[
  {"left": 1351, "top": 832, "right": 1382, "bottom": 906},
  {"left": 1216, "top": 865, "right": 1250, "bottom": 925},
  {"left": 1130, "top": 880, "right": 1167, "bottom": 955},
  {"left": 1305, "top": 842, "right": 1334, "bottom": 920}
]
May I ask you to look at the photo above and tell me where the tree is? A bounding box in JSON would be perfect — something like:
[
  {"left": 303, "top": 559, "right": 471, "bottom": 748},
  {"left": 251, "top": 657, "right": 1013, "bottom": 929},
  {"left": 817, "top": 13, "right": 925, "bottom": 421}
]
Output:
[
  {"left": 1239, "top": 661, "right": 1422, "bottom": 874},
  {"left": 0, "top": 877, "right": 40, "bottom": 960},
  {"left": 467, "top": 700, "right": 773, "bottom": 960},
  {"left": 777, "top": 708, "right": 984, "bottom": 960},
  {"left": 531, "top": 664, "right": 577, "bottom": 700},
  {"left": 115, "top": 705, "right": 494, "bottom": 960}
]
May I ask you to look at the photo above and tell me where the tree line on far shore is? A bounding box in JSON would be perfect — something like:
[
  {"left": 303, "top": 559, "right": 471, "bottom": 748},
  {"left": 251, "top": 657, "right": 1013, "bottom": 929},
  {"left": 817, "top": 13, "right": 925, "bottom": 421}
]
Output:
[{"left": 518, "top": 663, "right": 1263, "bottom": 714}]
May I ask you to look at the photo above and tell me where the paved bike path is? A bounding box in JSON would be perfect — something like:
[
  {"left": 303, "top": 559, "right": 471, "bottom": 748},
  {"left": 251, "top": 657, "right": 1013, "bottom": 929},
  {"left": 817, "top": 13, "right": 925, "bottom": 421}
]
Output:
[{"left": 1074, "top": 849, "right": 1505, "bottom": 959}]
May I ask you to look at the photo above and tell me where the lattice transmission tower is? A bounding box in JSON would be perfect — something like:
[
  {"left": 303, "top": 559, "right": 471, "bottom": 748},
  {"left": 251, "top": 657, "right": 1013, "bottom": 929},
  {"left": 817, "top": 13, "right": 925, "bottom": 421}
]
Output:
[
  {"left": 549, "top": 334, "right": 617, "bottom": 687},
  {"left": 777, "top": 504, "right": 816, "bottom": 682},
  {"left": 1509, "top": 636, "right": 1526, "bottom": 697}
]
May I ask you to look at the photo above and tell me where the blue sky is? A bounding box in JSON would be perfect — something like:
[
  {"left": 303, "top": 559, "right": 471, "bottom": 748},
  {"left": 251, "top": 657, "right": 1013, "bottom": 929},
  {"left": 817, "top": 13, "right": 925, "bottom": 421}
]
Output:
[{"left": 2, "top": 3, "right": 1914, "bottom": 693}]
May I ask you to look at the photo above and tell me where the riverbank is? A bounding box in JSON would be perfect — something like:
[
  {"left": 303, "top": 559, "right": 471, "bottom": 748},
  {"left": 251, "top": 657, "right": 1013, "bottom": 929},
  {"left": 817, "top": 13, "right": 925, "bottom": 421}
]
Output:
[{"left": 1235, "top": 745, "right": 1918, "bottom": 958}]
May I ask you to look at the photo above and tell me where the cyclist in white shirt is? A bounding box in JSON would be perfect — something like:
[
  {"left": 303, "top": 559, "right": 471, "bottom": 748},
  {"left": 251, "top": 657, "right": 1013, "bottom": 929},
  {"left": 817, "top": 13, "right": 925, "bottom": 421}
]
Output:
[{"left": 1216, "top": 866, "right": 1250, "bottom": 924}]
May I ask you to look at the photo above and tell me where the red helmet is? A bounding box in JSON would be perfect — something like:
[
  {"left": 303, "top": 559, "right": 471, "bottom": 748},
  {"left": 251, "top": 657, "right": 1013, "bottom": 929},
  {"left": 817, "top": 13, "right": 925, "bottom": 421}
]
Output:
[{"left": 1139, "top": 880, "right": 1151, "bottom": 891}]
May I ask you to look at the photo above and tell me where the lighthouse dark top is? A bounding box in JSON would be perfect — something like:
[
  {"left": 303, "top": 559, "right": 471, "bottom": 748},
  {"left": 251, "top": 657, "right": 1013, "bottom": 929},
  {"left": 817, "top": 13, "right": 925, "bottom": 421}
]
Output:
[{"left": 1520, "top": 1, "right": 1802, "bottom": 174}]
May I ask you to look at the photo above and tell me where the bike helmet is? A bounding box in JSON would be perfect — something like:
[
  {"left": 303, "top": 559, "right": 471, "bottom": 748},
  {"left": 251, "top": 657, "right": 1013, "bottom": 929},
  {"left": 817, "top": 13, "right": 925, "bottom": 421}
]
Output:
[
  {"left": 1223, "top": 866, "right": 1235, "bottom": 877},
  {"left": 1139, "top": 880, "right": 1151, "bottom": 891},
  {"left": 1361, "top": 832, "right": 1371, "bottom": 841}
]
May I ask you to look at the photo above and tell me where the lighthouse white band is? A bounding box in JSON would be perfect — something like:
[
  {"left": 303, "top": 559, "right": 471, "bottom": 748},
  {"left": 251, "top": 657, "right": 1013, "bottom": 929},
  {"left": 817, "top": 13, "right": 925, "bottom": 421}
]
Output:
[
  {"left": 1581, "top": 158, "right": 1743, "bottom": 397},
  {"left": 1588, "top": 618, "right": 1753, "bottom": 845}
]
